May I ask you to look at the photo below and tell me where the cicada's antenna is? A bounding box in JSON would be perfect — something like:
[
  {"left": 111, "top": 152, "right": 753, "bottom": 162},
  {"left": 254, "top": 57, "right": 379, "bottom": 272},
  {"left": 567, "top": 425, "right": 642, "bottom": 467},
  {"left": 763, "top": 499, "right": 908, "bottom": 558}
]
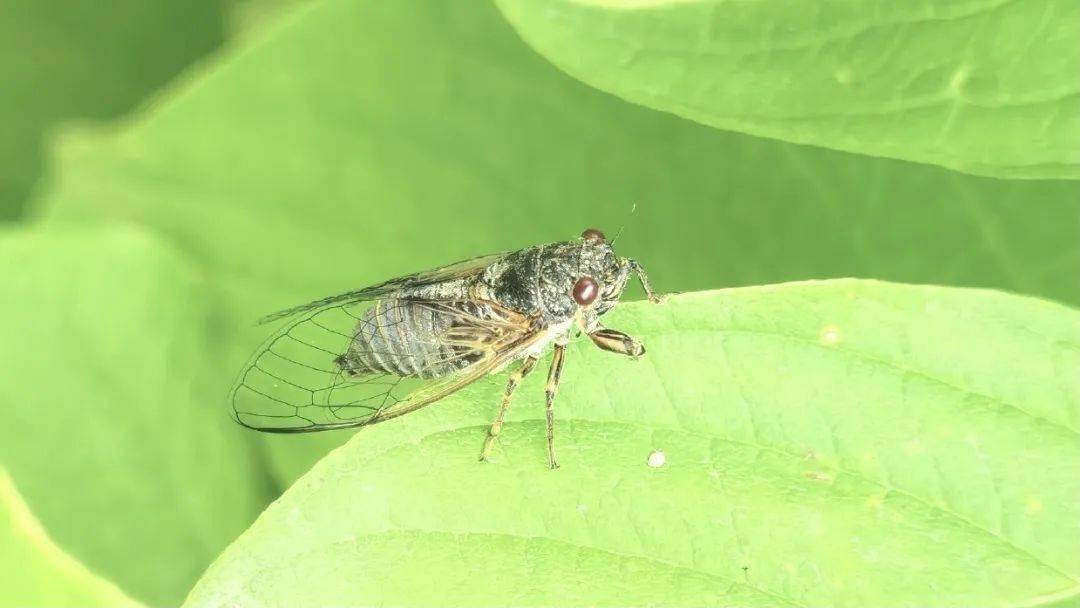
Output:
[{"left": 609, "top": 203, "right": 637, "bottom": 247}]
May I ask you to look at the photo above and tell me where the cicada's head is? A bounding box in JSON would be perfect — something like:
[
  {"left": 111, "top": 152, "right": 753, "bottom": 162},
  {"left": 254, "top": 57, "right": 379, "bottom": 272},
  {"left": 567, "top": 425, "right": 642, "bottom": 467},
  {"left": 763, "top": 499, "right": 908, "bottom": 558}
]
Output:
[
  {"left": 525, "top": 227, "right": 637, "bottom": 328},
  {"left": 568, "top": 227, "right": 631, "bottom": 322}
]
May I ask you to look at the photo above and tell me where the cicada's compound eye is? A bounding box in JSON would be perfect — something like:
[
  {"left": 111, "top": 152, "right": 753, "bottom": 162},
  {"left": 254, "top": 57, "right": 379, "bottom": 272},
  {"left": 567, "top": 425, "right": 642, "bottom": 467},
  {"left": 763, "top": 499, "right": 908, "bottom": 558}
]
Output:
[
  {"left": 581, "top": 228, "right": 606, "bottom": 244},
  {"left": 573, "top": 276, "right": 600, "bottom": 307}
]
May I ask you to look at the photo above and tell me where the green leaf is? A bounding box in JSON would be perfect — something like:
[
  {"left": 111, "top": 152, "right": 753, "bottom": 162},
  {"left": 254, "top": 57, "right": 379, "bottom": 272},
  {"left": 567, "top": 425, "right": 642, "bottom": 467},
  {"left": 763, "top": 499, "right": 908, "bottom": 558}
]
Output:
[
  {"left": 33, "top": 0, "right": 1079, "bottom": 484},
  {"left": 184, "top": 281, "right": 1080, "bottom": 607},
  {"left": 0, "top": 468, "right": 140, "bottom": 608},
  {"left": 0, "top": 226, "right": 270, "bottom": 606},
  {"left": 496, "top": 0, "right": 1080, "bottom": 180}
]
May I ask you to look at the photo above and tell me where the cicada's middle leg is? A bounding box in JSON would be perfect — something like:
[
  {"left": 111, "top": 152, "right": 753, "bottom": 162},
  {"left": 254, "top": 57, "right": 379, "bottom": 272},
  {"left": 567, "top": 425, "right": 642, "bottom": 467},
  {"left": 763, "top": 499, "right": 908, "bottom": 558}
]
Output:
[
  {"left": 544, "top": 343, "right": 566, "bottom": 470},
  {"left": 479, "top": 344, "right": 567, "bottom": 470},
  {"left": 479, "top": 355, "right": 538, "bottom": 462}
]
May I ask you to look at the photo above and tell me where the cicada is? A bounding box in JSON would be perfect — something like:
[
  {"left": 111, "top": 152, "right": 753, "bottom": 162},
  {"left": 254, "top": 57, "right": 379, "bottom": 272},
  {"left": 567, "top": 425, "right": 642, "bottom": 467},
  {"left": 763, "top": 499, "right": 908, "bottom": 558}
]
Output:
[{"left": 232, "top": 228, "right": 660, "bottom": 468}]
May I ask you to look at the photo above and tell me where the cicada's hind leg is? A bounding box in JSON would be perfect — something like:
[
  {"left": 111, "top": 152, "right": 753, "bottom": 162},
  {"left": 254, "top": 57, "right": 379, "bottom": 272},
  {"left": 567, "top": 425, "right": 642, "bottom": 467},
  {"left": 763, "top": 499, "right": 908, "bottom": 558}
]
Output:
[
  {"left": 480, "top": 355, "right": 539, "bottom": 462},
  {"left": 544, "top": 343, "right": 566, "bottom": 469}
]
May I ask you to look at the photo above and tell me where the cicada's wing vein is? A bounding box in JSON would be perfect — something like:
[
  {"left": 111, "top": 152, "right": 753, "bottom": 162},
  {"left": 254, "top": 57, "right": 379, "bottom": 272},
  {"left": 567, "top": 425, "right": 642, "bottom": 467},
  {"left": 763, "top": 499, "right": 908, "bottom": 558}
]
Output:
[
  {"left": 257, "top": 252, "right": 507, "bottom": 324},
  {"left": 232, "top": 297, "right": 543, "bottom": 432}
]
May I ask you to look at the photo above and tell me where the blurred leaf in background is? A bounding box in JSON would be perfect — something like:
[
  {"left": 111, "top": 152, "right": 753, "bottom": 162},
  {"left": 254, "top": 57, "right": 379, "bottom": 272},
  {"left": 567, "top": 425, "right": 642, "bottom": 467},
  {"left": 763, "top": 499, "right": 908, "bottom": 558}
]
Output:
[
  {"left": 0, "top": 1, "right": 228, "bottom": 221},
  {"left": 496, "top": 0, "right": 1080, "bottom": 180},
  {"left": 0, "top": 0, "right": 308, "bottom": 222},
  {"left": 32, "top": 0, "right": 1080, "bottom": 483},
  {"left": 185, "top": 283, "right": 1080, "bottom": 607},
  {"left": 1, "top": 2, "right": 310, "bottom": 604},
  {"left": 0, "top": 227, "right": 272, "bottom": 605},
  {"left": 0, "top": 468, "right": 140, "bottom": 608}
]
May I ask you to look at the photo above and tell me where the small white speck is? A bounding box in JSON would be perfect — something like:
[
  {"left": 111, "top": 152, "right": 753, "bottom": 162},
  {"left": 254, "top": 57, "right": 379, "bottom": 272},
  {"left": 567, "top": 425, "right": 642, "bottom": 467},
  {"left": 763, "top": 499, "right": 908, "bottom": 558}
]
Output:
[
  {"left": 647, "top": 450, "right": 666, "bottom": 468},
  {"left": 820, "top": 324, "right": 842, "bottom": 345}
]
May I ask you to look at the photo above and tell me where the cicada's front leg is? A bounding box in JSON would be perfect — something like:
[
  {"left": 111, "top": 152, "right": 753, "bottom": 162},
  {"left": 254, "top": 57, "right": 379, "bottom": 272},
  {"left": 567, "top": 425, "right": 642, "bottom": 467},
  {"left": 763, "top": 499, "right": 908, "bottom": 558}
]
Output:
[
  {"left": 588, "top": 327, "right": 645, "bottom": 358},
  {"left": 627, "top": 259, "right": 663, "bottom": 304}
]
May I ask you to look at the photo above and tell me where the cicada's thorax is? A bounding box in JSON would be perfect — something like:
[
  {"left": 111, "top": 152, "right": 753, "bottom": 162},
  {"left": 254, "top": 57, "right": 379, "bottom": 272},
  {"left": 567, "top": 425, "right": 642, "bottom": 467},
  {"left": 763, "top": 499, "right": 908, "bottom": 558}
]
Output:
[{"left": 478, "top": 240, "right": 630, "bottom": 326}]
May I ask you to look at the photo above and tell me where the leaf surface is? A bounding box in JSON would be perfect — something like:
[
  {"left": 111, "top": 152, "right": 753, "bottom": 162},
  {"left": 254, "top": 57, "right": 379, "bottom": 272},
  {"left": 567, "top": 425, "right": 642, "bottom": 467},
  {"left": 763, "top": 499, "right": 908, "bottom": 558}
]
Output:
[{"left": 185, "top": 282, "right": 1080, "bottom": 608}]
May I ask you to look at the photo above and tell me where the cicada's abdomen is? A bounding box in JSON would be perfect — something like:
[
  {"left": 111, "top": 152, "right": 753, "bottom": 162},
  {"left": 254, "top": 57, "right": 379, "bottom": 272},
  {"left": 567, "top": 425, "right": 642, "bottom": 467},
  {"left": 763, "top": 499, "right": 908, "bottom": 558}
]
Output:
[{"left": 335, "top": 299, "right": 484, "bottom": 379}]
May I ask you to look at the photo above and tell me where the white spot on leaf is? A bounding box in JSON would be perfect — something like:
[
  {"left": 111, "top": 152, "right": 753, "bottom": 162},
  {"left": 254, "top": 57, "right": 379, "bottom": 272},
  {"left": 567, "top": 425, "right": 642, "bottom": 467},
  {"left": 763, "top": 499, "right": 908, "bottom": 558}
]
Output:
[
  {"left": 647, "top": 450, "right": 666, "bottom": 468},
  {"left": 820, "top": 324, "right": 842, "bottom": 345}
]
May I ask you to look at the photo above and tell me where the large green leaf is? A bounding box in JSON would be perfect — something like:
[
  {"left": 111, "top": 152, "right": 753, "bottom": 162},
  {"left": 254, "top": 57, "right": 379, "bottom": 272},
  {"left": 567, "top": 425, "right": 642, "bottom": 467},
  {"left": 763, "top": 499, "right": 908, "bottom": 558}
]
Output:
[
  {"left": 0, "top": 468, "right": 139, "bottom": 608},
  {"left": 497, "top": 0, "right": 1080, "bottom": 180},
  {"left": 0, "top": 226, "right": 270, "bottom": 605},
  {"left": 184, "top": 282, "right": 1080, "bottom": 607},
  {"left": 34, "top": 0, "right": 1079, "bottom": 483}
]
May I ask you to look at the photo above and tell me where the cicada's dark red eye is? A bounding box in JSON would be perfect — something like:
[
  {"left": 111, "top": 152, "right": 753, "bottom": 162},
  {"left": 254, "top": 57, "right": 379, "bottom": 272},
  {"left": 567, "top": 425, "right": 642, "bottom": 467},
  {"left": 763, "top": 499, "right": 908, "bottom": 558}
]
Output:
[
  {"left": 573, "top": 276, "right": 600, "bottom": 306},
  {"left": 581, "top": 228, "right": 606, "bottom": 243}
]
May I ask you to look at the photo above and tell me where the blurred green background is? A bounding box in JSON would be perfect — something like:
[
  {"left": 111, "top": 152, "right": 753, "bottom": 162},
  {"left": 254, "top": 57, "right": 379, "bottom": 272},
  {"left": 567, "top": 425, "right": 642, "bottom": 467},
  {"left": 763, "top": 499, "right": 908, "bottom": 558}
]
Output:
[{"left": 1, "top": 0, "right": 1077, "bottom": 606}]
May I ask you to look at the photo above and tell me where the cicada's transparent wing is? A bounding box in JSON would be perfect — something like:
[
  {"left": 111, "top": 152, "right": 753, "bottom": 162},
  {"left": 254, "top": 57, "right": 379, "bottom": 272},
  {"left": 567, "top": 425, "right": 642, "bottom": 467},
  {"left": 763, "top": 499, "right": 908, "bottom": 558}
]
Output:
[
  {"left": 232, "top": 298, "right": 544, "bottom": 432},
  {"left": 257, "top": 252, "right": 508, "bottom": 324}
]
